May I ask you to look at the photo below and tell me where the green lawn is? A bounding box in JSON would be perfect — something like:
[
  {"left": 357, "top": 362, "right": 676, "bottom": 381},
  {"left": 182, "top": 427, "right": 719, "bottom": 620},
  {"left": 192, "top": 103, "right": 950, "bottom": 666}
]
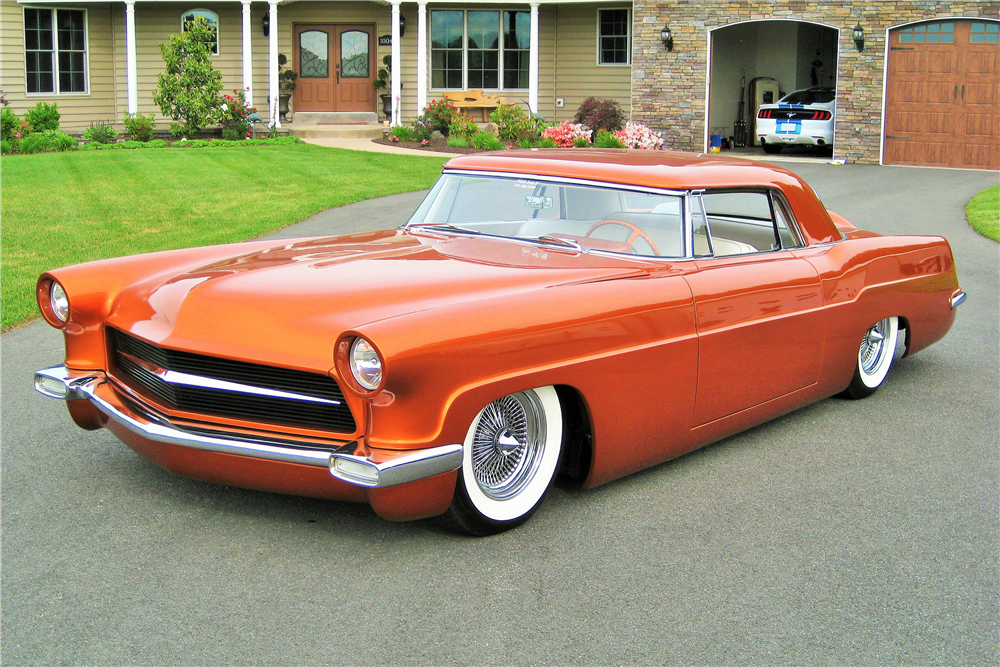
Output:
[
  {"left": 1, "top": 144, "right": 448, "bottom": 330},
  {"left": 966, "top": 184, "right": 999, "bottom": 243}
]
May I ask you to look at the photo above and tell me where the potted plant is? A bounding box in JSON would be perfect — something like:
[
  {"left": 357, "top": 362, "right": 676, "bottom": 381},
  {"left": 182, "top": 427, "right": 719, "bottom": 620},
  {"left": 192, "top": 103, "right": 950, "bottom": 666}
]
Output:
[
  {"left": 277, "top": 54, "right": 297, "bottom": 121},
  {"left": 372, "top": 54, "right": 393, "bottom": 121}
]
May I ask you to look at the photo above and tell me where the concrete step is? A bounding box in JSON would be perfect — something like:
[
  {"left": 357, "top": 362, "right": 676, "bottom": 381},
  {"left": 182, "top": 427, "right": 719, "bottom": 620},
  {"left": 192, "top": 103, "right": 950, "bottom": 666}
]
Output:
[
  {"left": 286, "top": 123, "right": 385, "bottom": 139},
  {"left": 292, "top": 111, "right": 379, "bottom": 125}
]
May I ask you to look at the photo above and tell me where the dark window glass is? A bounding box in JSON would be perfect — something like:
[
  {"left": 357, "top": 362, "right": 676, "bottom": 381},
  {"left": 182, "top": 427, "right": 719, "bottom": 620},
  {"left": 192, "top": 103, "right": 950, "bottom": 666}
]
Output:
[
  {"left": 467, "top": 11, "right": 499, "bottom": 89},
  {"left": 182, "top": 10, "right": 219, "bottom": 55},
  {"left": 780, "top": 89, "right": 835, "bottom": 105},
  {"left": 503, "top": 11, "right": 529, "bottom": 89},
  {"left": 25, "top": 8, "right": 55, "bottom": 93},
  {"left": 431, "top": 10, "right": 463, "bottom": 88},
  {"left": 598, "top": 9, "right": 629, "bottom": 64}
]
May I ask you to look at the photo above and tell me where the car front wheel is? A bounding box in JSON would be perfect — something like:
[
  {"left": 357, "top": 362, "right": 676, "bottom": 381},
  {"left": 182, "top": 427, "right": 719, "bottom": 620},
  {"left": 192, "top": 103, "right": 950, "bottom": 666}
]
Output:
[
  {"left": 843, "top": 317, "right": 899, "bottom": 399},
  {"left": 445, "top": 386, "right": 563, "bottom": 535}
]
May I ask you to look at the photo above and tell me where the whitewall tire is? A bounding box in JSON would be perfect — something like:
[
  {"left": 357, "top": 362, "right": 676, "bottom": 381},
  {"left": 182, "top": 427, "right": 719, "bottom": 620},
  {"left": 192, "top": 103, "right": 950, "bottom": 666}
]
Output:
[
  {"left": 445, "top": 386, "right": 563, "bottom": 535},
  {"left": 843, "top": 317, "right": 899, "bottom": 399}
]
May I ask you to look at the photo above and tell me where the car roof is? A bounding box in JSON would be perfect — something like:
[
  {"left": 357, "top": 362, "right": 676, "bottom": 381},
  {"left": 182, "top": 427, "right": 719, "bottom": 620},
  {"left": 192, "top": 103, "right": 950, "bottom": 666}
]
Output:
[{"left": 442, "top": 150, "right": 842, "bottom": 244}]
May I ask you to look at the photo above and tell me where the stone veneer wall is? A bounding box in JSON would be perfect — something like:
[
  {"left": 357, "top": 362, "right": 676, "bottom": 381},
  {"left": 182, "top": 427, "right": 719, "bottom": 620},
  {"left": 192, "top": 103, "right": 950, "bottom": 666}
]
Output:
[{"left": 631, "top": 1, "right": 1000, "bottom": 163}]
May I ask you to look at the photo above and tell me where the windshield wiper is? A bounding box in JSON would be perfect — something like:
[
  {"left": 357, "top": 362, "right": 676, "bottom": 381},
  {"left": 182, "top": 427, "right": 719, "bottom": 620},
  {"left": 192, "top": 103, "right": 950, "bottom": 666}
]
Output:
[
  {"left": 408, "top": 223, "right": 481, "bottom": 235},
  {"left": 533, "top": 234, "right": 585, "bottom": 253}
]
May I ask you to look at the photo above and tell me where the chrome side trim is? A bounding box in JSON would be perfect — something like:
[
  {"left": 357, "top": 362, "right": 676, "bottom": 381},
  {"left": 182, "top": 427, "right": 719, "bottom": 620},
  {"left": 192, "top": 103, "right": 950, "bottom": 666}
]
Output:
[
  {"left": 118, "top": 351, "right": 341, "bottom": 405},
  {"left": 33, "top": 365, "right": 462, "bottom": 488},
  {"left": 950, "top": 290, "right": 967, "bottom": 309}
]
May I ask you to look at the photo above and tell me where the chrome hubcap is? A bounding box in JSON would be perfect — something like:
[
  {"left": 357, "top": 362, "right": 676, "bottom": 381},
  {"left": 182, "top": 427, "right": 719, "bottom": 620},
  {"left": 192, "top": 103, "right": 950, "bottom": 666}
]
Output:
[
  {"left": 860, "top": 318, "right": 890, "bottom": 375},
  {"left": 471, "top": 392, "right": 547, "bottom": 500}
]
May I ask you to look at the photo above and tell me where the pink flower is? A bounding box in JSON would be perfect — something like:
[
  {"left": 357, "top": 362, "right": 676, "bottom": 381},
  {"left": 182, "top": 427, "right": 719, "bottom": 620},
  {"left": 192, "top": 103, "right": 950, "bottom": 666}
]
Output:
[{"left": 421, "top": 139, "right": 430, "bottom": 146}]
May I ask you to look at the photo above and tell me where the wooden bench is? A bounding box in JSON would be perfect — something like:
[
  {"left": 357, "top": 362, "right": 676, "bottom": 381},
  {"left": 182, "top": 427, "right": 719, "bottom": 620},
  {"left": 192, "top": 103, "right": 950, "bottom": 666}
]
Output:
[{"left": 443, "top": 89, "right": 513, "bottom": 122}]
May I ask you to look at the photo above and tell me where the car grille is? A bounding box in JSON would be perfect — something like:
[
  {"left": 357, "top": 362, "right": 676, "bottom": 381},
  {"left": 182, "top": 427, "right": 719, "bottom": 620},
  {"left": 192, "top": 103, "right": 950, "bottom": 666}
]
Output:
[{"left": 107, "top": 327, "right": 356, "bottom": 433}]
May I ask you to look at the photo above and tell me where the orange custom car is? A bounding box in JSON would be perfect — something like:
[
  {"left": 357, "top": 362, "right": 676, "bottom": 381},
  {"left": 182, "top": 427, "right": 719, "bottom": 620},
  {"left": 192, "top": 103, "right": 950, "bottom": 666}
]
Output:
[{"left": 34, "top": 151, "right": 966, "bottom": 535}]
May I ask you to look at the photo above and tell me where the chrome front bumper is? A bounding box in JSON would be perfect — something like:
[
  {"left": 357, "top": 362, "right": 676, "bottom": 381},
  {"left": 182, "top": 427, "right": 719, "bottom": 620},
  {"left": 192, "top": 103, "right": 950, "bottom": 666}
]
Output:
[{"left": 33, "top": 365, "right": 463, "bottom": 488}]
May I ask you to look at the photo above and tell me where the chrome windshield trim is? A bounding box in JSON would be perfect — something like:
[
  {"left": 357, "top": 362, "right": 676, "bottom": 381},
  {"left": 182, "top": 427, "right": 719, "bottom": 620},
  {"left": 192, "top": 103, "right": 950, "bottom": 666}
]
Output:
[
  {"left": 118, "top": 351, "right": 341, "bottom": 405},
  {"left": 438, "top": 169, "right": 688, "bottom": 197},
  {"left": 33, "top": 365, "right": 462, "bottom": 487}
]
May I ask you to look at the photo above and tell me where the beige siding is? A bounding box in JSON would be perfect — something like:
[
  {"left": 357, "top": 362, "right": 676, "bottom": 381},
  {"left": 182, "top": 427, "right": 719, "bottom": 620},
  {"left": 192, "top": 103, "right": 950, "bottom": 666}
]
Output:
[
  {"left": 1, "top": 0, "right": 117, "bottom": 133},
  {"left": 551, "top": 4, "right": 632, "bottom": 122}
]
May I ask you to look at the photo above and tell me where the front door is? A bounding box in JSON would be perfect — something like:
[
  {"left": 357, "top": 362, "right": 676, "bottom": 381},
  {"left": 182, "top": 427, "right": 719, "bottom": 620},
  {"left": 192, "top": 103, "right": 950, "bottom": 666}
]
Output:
[{"left": 294, "top": 24, "right": 375, "bottom": 112}]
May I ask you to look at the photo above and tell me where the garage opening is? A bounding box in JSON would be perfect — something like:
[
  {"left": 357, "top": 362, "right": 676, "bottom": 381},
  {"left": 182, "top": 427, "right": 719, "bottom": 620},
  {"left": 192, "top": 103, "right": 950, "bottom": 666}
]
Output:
[{"left": 707, "top": 20, "right": 839, "bottom": 159}]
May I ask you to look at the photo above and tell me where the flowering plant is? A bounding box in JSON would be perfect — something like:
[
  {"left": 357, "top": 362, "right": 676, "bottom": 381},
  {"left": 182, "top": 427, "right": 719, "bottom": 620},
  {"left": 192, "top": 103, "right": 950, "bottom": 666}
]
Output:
[
  {"left": 420, "top": 139, "right": 430, "bottom": 146},
  {"left": 448, "top": 113, "right": 479, "bottom": 140},
  {"left": 423, "top": 99, "right": 458, "bottom": 135},
  {"left": 219, "top": 88, "right": 256, "bottom": 140},
  {"left": 541, "top": 121, "right": 592, "bottom": 148},
  {"left": 387, "top": 135, "right": 400, "bottom": 143},
  {"left": 614, "top": 121, "right": 663, "bottom": 150}
]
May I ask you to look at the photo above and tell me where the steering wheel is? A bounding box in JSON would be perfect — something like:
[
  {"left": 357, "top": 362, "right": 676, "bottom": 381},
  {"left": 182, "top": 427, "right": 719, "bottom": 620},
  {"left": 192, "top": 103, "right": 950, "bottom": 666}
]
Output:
[{"left": 585, "top": 219, "right": 660, "bottom": 256}]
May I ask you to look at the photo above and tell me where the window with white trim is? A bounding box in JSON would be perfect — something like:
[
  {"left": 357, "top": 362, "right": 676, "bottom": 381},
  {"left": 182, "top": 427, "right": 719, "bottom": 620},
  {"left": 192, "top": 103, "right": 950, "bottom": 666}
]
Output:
[
  {"left": 24, "top": 7, "right": 88, "bottom": 94},
  {"left": 430, "top": 9, "right": 531, "bottom": 90},
  {"left": 182, "top": 9, "right": 219, "bottom": 55},
  {"left": 598, "top": 8, "right": 630, "bottom": 65}
]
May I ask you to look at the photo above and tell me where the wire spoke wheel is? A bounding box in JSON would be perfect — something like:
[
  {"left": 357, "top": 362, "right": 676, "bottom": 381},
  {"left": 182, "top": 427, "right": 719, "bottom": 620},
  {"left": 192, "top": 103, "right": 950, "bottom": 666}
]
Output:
[
  {"left": 844, "top": 316, "right": 899, "bottom": 399},
  {"left": 447, "top": 386, "right": 563, "bottom": 535}
]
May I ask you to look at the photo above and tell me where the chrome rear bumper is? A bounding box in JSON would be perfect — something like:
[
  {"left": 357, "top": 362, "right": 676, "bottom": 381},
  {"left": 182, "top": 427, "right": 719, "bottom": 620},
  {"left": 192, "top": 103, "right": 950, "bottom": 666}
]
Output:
[
  {"left": 33, "top": 365, "right": 462, "bottom": 488},
  {"left": 950, "top": 290, "right": 967, "bottom": 309}
]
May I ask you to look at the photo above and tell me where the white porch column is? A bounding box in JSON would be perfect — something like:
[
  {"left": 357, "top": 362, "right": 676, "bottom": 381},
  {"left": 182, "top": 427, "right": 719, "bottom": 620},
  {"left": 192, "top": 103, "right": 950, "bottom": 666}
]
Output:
[
  {"left": 241, "top": 0, "right": 253, "bottom": 101},
  {"left": 528, "top": 3, "right": 539, "bottom": 114},
  {"left": 417, "top": 1, "right": 427, "bottom": 115},
  {"left": 268, "top": 0, "right": 280, "bottom": 127},
  {"left": 390, "top": 0, "right": 402, "bottom": 125},
  {"left": 125, "top": 0, "right": 137, "bottom": 114}
]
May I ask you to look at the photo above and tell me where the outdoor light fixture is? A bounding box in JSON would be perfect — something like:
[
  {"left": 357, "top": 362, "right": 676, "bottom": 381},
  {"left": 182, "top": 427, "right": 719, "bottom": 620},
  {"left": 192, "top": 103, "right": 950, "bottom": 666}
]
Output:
[
  {"left": 399, "top": 14, "right": 406, "bottom": 37},
  {"left": 661, "top": 25, "right": 673, "bottom": 51},
  {"left": 262, "top": 13, "right": 269, "bottom": 37},
  {"left": 852, "top": 23, "right": 864, "bottom": 52}
]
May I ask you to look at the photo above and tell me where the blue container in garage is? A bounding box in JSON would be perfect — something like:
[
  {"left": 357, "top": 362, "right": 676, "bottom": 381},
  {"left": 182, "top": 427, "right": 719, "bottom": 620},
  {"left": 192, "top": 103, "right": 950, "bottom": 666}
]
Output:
[{"left": 709, "top": 134, "right": 722, "bottom": 153}]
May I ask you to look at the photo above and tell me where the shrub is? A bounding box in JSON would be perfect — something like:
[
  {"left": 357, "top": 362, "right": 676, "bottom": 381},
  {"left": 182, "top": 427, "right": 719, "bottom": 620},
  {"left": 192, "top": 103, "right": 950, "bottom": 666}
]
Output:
[
  {"left": 517, "top": 136, "right": 536, "bottom": 149},
  {"left": 448, "top": 113, "right": 479, "bottom": 141},
  {"left": 42, "top": 129, "right": 77, "bottom": 151},
  {"left": 489, "top": 104, "right": 537, "bottom": 142},
  {"left": 470, "top": 131, "right": 503, "bottom": 151},
  {"left": 18, "top": 133, "right": 50, "bottom": 154},
  {"left": 573, "top": 97, "right": 625, "bottom": 133},
  {"left": 594, "top": 130, "right": 625, "bottom": 148},
  {"left": 83, "top": 121, "right": 119, "bottom": 144},
  {"left": 614, "top": 121, "right": 664, "bottom": 150},
  {"left": 423, "top": 99, "right": 458, "bottom": 135},
  {"left": 572, "top": 135, "right": 590, "bottom": 148},
  {"left": 412, "top": 114, "right": 435, "bottom": 141},
  {"left": 123, "top": 111, "right": 156, "bottom": 141},
  {"left": 153, "top": 17, "right": 223, "bottom": 137},
  {"left": 447, "top": 136, "right": 468, "bottom": 148},
  {"left": 219, "top": 88, "right": 255, "bottom": 140},
  {"left": 389, "top": 125, "right": 414, "bottom": 141},
  {"left": 537, "top": 136, "right": 557, "bottom": 148},
  {"left": 1, "top": 106, "right": 18, "bottom": 142},
  {"left": 26, "top": 101, "right": 61, "bottom": 132},
  {"left": 1, "top": 139, "right": 14, "bottom": 154},
  {"left": 541, "top": 121, "right": 592, "bottom": 147}
]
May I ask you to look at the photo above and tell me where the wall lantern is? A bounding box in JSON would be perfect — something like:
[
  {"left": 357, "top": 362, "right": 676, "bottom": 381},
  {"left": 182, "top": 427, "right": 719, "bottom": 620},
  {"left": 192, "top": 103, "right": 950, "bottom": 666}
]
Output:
[
  {"left": 399, "top": 14, "right": 406, "bottom": 37},
  {"left": 852, "top": 22, "right": 864, "bottom": 52},
  {"left": 661, "top": 25, "right": 673, "bottom": 52},
  {"left": 262, "top": 13, "right": 270, "bottom": 37}
]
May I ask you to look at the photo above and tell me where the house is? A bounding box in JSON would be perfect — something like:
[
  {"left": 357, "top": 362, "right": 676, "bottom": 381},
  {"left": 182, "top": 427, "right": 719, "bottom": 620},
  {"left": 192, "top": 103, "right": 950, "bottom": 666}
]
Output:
[{"left": 1, "top": 0, "right": 997, "bottom": 169}]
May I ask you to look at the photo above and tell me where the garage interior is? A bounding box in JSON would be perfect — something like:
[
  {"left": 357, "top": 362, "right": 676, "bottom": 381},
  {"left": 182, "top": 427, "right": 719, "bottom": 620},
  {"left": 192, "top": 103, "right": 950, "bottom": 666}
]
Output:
[{"left": 708, "top": 20, "right": 839, "bottom": 157}]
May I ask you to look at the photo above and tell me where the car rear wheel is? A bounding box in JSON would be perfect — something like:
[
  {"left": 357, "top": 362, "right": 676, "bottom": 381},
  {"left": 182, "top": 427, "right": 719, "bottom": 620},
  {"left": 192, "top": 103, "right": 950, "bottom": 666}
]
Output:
[
  {"left": 761, "top": 142, "right": 783, "bottom": 154},
  {"left": 444, "top": 386, "right": 563, "bottom": 535},
  {"left": 843, "top": 317, "right": 899, "bottom": 399}
]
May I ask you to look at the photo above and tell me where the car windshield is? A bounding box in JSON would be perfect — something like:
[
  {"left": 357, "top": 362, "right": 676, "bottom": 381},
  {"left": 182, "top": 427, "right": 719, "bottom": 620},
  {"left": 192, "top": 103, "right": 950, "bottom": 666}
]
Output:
[
  {"left": 780, "top": 89, "right": 835, "bottom": 105},
  {"left": 406, "top": 173, "right": 686, "bottom": 258}
]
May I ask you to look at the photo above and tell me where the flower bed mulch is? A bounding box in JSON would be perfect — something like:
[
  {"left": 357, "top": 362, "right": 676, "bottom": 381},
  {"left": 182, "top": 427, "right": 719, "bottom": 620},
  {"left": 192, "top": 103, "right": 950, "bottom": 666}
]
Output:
[{"left": 372, "top": 137, "right": 484, "bottom": 154}]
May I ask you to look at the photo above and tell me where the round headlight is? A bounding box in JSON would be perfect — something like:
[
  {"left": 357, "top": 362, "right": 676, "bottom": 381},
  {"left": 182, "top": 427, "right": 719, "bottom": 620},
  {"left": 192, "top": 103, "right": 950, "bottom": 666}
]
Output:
[
  {"left": 50, "top": 281, "right": 70, "bottom": 322},
  {"left": 350, "top": 337, "right": 383, "bottom": 391}
]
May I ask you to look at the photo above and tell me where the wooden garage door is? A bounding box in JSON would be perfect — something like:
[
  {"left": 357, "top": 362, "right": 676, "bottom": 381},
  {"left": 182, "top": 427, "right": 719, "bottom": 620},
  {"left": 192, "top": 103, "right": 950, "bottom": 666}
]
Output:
[{"left": 885, "top": 20, "right": 999, "bottom": 170}]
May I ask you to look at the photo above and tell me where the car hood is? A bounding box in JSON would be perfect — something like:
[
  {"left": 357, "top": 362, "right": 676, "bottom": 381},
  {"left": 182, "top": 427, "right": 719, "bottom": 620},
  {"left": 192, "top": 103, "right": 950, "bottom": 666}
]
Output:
[{"left": 107, "top": 229, "right": 650, "bottom": 370}]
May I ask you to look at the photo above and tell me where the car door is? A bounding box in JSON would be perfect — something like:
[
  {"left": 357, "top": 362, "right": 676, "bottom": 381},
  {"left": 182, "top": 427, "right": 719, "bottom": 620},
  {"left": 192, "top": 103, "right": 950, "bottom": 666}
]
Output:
[{"left": 683, "top": 190, "right": 825, "bottom": 426}]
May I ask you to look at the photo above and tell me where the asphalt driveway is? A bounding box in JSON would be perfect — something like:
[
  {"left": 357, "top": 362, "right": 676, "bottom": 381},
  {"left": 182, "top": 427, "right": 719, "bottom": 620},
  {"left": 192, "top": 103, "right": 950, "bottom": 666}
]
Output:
[{"left": 2, "top": 161, "right": 997, "bottom": 665}]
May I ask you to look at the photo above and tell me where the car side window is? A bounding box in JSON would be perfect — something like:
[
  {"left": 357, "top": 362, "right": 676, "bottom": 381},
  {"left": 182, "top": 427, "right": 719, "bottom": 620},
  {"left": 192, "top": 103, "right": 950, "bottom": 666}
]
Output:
[
  {"left": 770, "top": 193, "right": 804, "bottom": 249},
  {"left": 699, "top": 190, "right": 786, "bottom": 257},
  {"left": 691, "top": 195, "right": 712, "bottom": 256}
]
